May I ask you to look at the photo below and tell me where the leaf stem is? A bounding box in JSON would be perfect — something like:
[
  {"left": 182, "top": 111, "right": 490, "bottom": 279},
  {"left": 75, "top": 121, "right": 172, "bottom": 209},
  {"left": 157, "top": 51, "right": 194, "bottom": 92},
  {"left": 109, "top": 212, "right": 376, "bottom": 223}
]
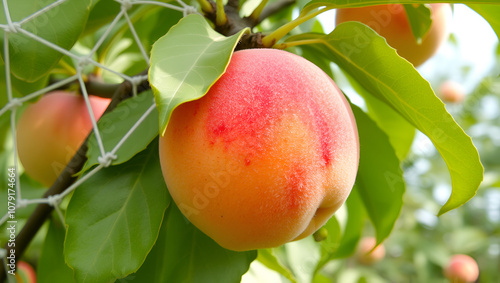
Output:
[
  {"left": 262, "top": 6, "right": 333, "bottom": 47},
  {"left": 216, "top": 0, "right": 227, "bottom": 26},
  {"left": 249, "top": 0, "right": 270, "bottom": 22},
  {"left": 273, "top": 38, "right": 324, "bottom": 49},
  {"left": 197, "top": 0, "right": 214, "bottom": 13}
]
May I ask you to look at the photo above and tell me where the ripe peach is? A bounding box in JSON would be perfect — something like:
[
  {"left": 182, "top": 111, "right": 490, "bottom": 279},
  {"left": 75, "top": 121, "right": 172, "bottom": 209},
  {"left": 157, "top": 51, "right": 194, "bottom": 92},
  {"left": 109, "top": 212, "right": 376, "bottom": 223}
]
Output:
[
  {"left": 15, "top": 261, "right": 36, "bottom": 283},
  {"left": 159, "top": 49, "right": 359, "bottom": 251},
  {"left": 444, "top": 254, "right": 479, "bottom": 283},
  {"left": 16, "top": 91, "right": 110, "bottom": 187},
  {"left": 335, "top": 4, "right": 452, "bottom": 67},
  {"left": 438, "top": 80, "right": 466, "bottom": 103},
  {"left": 356, "top": 237, "right": 385, "bottom": 265}
]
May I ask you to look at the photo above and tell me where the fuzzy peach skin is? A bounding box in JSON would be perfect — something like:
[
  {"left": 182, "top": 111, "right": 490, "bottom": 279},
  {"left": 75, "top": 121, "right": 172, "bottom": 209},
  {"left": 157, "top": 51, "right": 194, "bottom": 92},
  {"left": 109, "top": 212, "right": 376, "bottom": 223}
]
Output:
[
  {"left": 159, "top": 49, "right": 359, "bottom": 251},
  {"left": 444, "top": 254, "right": 479, "bottom": 283},
  {"left": 357, "top": 237, "right": 386, "bottom": 265},
  {"left": 16, "top": 91, "right": 110, "bottom": 187},
  {"left": 336, "top": 4, "right": 452, "bottom": 67}
]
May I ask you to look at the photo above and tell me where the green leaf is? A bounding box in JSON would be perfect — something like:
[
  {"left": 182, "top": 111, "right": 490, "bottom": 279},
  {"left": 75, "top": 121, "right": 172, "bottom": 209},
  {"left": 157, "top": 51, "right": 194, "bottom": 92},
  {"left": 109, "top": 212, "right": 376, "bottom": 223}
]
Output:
[
  {"left": 362, "top": 92, "right": 415, "bottom": 161},
  {"left": 303, "top": 0, "right": 500, "bottom": 11},
  {"left": 351, "top": 104, "right": 404, "bottom": 242},
  {"left": 149, "top": 14, "right": 250, "bottom": 134},
  {"left": 82, "top": 90, "right": 159, "bottom": 173},
  {"left": 65, "top": 140, "right": 170, "bottom": 283},
  {"left": 286, "top": 21, "right": 483, "bottom": 215},
  {"left": 83, "top": 0, "right": 122, "bottom": 36},
  {"left": 0, "top": 0, "right": 92, "bottom": 82},
  {"left": 341, "top": 70, "right": 415, "bottom": 160},
  {"left": 38, "top": 218, "right": 75, "bottom": 283},
  {"left": 0, "top": 57, "right": 48, "bottom": 99},
  {"left": 99, "top": 6, "right": 182, "bottom": 82},
  {"left": 257, "top": 249, "right": 297, "bottom": 283},
  {"left": 125, "top": 203, "right": 257, "bottom": 283},
  {"left": 403, "top": 4, "right": 432, "bottom": 43},
  {"left": 468, "top": 4, "right": 500, "bottom": 40},
  {"left": 285, "top": 237, "right": 321, "bottom": 283}
]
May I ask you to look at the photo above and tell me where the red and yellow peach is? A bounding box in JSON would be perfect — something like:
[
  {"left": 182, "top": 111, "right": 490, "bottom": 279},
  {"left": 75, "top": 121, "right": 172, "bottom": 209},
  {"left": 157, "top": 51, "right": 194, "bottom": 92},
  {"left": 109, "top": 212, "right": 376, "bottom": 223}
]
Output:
[{"left": 159, "top": 49, "right": 359, "bottom": 251}]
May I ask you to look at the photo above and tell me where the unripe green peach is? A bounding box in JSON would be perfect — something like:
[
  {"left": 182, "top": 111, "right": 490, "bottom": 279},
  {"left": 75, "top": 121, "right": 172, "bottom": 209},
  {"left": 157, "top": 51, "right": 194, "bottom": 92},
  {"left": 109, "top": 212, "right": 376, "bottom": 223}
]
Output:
[
  {"left": 335, "top": 4, "right": 452, "bottom": 67},
  {"left": 16, "top": 91, "right": 110, "bottom": 187},
  {"left": 444, "top": 254, "right": 479, "bottom": 283},
  {"left": 159, "top": 49, "right": 359, "bottom": 251},
  {"left": 356, "top": 237, "right": 385, "bottom": 265}
]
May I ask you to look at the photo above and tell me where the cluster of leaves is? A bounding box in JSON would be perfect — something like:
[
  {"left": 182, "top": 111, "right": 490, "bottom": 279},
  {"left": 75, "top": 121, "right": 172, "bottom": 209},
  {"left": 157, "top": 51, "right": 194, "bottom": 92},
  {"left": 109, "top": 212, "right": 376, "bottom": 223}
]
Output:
[{"left": 0, "top": 0, "right": 499, "bottom": 282}]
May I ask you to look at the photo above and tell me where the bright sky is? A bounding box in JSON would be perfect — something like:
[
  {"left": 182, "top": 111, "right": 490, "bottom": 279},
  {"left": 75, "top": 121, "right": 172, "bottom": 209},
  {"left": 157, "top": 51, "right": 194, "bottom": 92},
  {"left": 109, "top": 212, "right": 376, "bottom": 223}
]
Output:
[{"left": 419, "top": 4, "right": 498, "bottom": 88}]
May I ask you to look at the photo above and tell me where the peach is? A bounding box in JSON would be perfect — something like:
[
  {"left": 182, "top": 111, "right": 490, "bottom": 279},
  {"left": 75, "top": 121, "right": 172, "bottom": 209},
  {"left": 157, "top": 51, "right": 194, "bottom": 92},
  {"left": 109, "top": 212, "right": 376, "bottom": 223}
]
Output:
[
  {"left": 15, "top": 261, "right": 36, "bottom": 283},
  {"left": 335, "top": 4, "right": 452, "bottom": 67},
  {"left": 159, "top": 49, "right": 359, "bottom": 251},
  {"left": 444, "top": 254, "right": 479, "bottom": 283},
  {"left": 356, "top": 237, "right": 385, "bottom": 265},
  {"left": 16, "top": 91, "right": 110, "bottom": 187},
  {"left": 439, "top": 80, "right": 466, "bottom": 103}
]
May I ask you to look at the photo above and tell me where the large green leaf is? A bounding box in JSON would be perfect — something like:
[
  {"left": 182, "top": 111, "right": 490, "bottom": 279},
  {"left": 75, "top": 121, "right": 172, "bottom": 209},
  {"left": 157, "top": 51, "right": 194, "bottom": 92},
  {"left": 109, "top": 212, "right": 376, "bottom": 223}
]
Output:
[
  {"left": 38, "top": 219, "right": 75, "bottom": 283},
  {"left": 149, "top": 14, "right": 249, "bottom": 134},
  {"left": 82, "top": 90, "right": 159, "bottom": 173},
  {"left": 468, "top": 4, "right": 500, "bottom": 40},
  {"left": 0, "top": 61, "right": 49, "bottom": 97},
  {"left": 285, "top": 21, "right": 483, "bottom": 215},
  {"left": 83, "top": 0, "right": 122, "bottom": 36},
  {"left": 0, "top": 0, "right": 92, "bottom": 82},
  {"left": 65, "top": 140, "right": 170, "bottom": 283},
  {"left": 303, "top": 0, "right": 500, "bottom": 11},
  {"left": 124, "top": 203, "right": 257, "bottom": 283},
  {"left": 351, "top": 104, "right": 404, "bottom": 242},
  {"left": 342, "top": 70, "right": 416, "bottom": 160}
]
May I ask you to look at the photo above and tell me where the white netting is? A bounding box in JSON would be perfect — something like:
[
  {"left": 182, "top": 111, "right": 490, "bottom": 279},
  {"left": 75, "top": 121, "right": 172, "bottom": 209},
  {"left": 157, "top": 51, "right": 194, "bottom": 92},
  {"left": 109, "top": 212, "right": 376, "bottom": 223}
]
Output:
[{"left": 0, "top": 0, "right": 194, "bottom": 253}]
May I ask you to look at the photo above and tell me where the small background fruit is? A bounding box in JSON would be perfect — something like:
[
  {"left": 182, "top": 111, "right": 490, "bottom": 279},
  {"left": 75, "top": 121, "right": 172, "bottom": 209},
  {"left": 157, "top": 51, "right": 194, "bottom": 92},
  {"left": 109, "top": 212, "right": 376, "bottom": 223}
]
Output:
[
  {"left": 15, "top": 261, "right": 36, "bottom": 283},
  {"left": 444, "top": 254, "right": 479, "bottom": 283},
  {"left": 356, "top": 237, "right": 385, "bottom": 265},
  {"left": 335, "top": 4, "right": 452, "bottom": 67},
  {"left": 16, "top": 91, "right": 110, "bottom": 187},
  {"left": 439, "top": 80, "right": 466, "bottom": 103}
]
